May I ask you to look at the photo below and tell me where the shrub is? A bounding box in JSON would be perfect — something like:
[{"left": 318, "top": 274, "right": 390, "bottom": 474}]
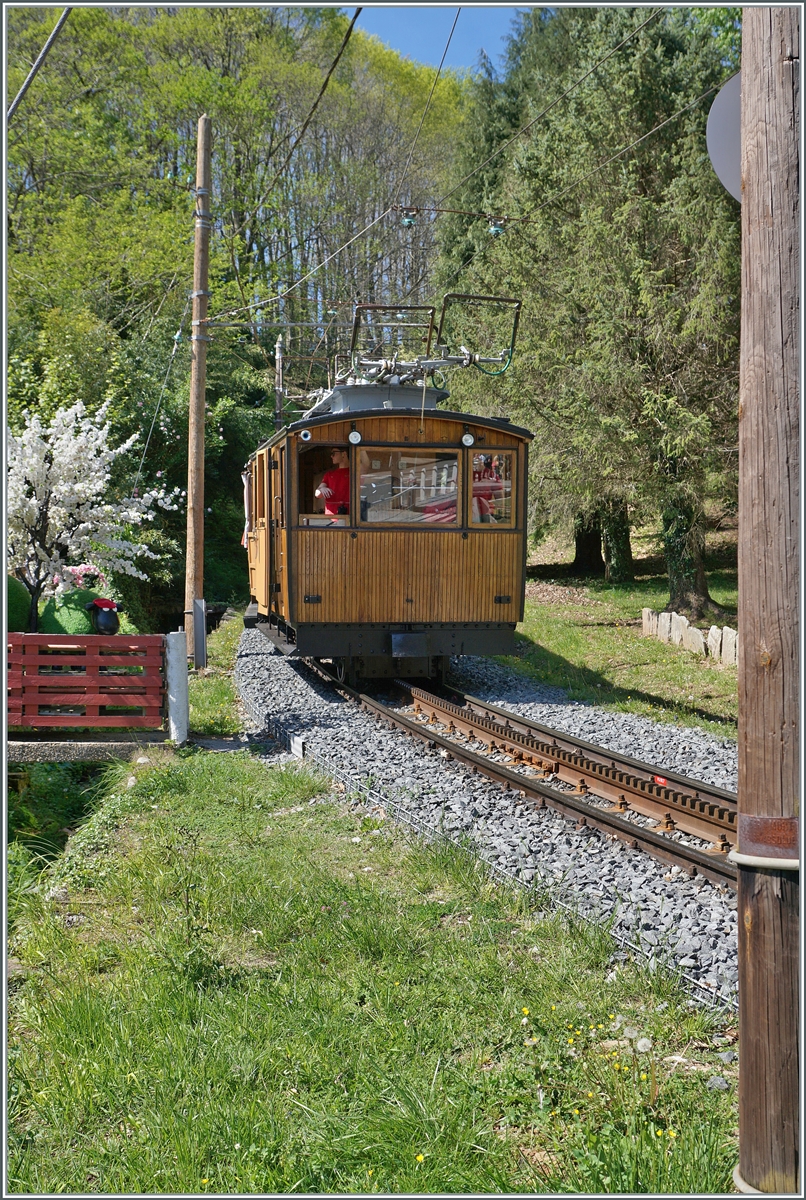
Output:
[{"left": 7, "top": 576, "right": 31, "bottom": 631}]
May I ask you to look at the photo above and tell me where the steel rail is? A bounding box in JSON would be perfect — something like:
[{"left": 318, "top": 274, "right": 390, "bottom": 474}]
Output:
[
  {"left": 302, "top": 660, "right": 737, "bottom": 890},
  {"left": 400, "top": 682, "right": 737, "bottom": 851}
]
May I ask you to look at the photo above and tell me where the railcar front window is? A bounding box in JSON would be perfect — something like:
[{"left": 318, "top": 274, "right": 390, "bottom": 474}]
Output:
[
  {"left": 471, "top": 452, "right": 514, "bottom": 525},
  {"left": 359, "top": 449, "right": 459, "bottom": 524},
  {"left": 297, "top": 444, "right": 350, "bottom": 526}
]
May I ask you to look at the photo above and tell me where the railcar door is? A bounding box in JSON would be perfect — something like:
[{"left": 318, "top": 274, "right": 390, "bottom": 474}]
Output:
[
  {"left": 270, "top": 445, "right": 287, "bottom": 618},
  {"left": 251, "top": 451, "right": 270, "bottom": 612}
]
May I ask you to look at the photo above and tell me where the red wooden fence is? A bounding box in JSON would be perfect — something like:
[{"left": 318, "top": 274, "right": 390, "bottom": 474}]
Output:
[{"left": 7, "top": 634, "right": 166, "bottom": 729}]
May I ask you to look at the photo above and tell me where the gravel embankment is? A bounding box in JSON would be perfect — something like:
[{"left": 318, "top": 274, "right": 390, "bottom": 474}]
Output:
[{"left": 235, "top": 630, "right": 739, "bottom": 1005}]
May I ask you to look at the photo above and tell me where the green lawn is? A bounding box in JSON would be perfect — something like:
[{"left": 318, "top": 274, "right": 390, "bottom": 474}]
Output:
[
  {"left": 8, "top": 749, "right": 738, "bottom": 1194},
  {"left": 502, "top": 566, "right": 738, "bottom": 738},
  {"left": 7, "top": 588, "right": 740, "bottom": 1194},
  {"left": 187, "top": 614, "right": 245, "bottom": 736}
]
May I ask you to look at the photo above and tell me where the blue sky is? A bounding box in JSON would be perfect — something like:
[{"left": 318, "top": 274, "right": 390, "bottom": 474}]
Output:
[{"left": 350, "top": 6, "right": 527, "bottom": 72}]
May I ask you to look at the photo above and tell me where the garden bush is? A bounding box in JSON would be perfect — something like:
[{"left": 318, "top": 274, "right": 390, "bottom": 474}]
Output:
[{"left": 7, "top": 576, "right": 30, "bottom": 631}]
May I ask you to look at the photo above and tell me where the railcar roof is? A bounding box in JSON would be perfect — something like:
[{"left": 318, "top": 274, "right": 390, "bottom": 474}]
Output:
[{"left": 248, "top": 408, "right": 533, "bottom": 459}]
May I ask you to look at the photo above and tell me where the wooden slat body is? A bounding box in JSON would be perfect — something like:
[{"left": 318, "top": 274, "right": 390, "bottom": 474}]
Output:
[{"left": 293, "top": 529, "right": 522, "bottom": 624}]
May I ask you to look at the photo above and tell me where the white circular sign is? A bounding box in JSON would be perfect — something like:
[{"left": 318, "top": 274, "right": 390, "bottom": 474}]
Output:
[{"left": 707, "top": 71, "right": 741, "bottom": 203}]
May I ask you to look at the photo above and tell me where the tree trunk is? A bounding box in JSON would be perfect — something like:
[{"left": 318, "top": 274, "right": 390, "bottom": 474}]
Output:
[
  {"left": 572, "top": 511, "right": 604, "bottom": 576},
  {"left": 28, "top": 588, "right": 40, "bottom": 633},
  {"left": 601, "top": 499, "right": 634, "bottom": 584},
  {"left": 661, "top": 499, "right": 716, "bottom": 619}
]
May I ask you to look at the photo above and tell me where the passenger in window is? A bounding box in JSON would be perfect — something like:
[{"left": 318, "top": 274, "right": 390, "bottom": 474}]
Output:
[
  {"left": 472, "top": 454, "right": 495, "bottom": 522},
  {"left": 315, "top": 448, "right": 350, "bottom": 515}
]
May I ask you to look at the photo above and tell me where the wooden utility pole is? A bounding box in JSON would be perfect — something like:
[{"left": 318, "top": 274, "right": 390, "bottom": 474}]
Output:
[
  {"left": 734, "top": 8, "right": 799, "bottom": 1194},
  {"left": 274, "top": 334, "right": 284, "bottom": 430},
  {"left": 184, "top": 114, "right": 212, "bottom": 660}
]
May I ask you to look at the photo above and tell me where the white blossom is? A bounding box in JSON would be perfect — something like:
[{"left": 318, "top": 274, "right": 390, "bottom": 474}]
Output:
[{"left": 7, "top": 400, "right": 179, "bottom": 624}]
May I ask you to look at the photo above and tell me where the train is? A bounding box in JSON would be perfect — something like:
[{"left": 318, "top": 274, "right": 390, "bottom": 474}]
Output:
[{"left": 243, "top": 295, "right": 533, "bottom": 684}]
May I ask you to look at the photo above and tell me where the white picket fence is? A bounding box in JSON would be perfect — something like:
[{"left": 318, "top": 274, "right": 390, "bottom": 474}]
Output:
[{"left": 641, "top": 608, "right": 738, "bottom": 665}]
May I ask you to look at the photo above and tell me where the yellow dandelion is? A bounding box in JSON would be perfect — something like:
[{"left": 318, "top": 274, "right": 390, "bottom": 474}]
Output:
[
  {"left": 641, "top": 1073, "right": 647, "bottom": 1081},
  {"left": 568, "top": 1038, "right": 574, "bottom": 1044},
  {"left": 656, "top": 1130, "right": 663, "bottom": 1137},
  {"left": 522, "top": 1007, "right": 530, "bottom": 1015},
  {"left": 394, "top": 981, "right": 400, "bottom": 986},
  {"left": 609, "top": 1013, "right": 614, "bottom": 1019},
  {"left": 587, "top": 1092, "right": 593, "bottom": 1098},
  {"left": 614, "top": 1063, "right": 620, "bottom": 1071},
  {"left": 668, "top": 1131, "right": 677, "bottom": 1139},
  {"left": 597, "top": 1024, "right": 603, "bottom": 1029},
  {"left": 416, "top": 1154, "right": 424, "bottom": 1162},
  {"left": 589, "top": 1025, "right": 595, "bottom": 1031},
  {"left": 573, "top": 1109, "right": 580, "bottom": 1115},
  {"left": 368, "top": 1169, "right": 374, "bottom": 1175},
  {"left": 612, "top": 1051, "right": 619, "bottom": 1057},
  {"left": 201, "top": 1181, "right": 209, "bottom": 1186},
  {"left": 551, "top": 1004, "right": 556, "bottom": 1010}
]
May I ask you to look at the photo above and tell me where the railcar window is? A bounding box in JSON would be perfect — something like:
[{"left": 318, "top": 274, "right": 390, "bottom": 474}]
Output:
[
  {"left": 470, "top": 452, "right": 515, "bottom": 525},
  {"left": 254, "top": 459, "right": 265, "bottom": 520},
  {"left": 297, "top": 445, "right": 350, "bottom": 526},
  {"left": 359, "top": 449, "right": 459, "bottom": 524}
]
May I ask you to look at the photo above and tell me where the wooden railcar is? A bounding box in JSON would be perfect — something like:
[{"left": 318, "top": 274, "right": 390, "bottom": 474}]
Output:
[{"left": 244, "top": 381, "right": 532, "bottom": 682}]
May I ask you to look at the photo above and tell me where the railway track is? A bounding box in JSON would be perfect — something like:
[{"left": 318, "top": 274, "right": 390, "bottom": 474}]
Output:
[{"left": 301, "top": 658, "right": 737, "bottom": 891}]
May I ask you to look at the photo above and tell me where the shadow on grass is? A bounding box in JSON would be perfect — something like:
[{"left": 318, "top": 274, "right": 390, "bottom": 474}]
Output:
[
  {"left": 7, "top": 761, "right": 109, "bottom": 859},
  {"left": 503, "top": 635, "right": 738, "bottom": 732}
]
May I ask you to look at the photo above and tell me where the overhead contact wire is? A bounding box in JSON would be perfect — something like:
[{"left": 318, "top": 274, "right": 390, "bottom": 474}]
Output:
[
  {"left": 439, "top": 80, "right": 725, "bottom": 293},
  {"left": 229, "top": 7, "right": 363, "bottom": 243},
  {"left": 391, "top": 7, "right": 461, "bottom": 205},
  {"left": 133, "top": 294, "right": 192, "bottom": 496},
  {"left": 437, "top": 7, "right": 662, "bottom": 206},
  {"left": 7, "top": 7, "right": 72, "bottom": 122},
  {"left": 213, "top": 8, "right": 459, "bottom": 326}
]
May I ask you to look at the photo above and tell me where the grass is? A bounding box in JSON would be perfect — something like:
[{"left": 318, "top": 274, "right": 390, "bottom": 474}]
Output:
[
  {"left": 187, "top": 614, "right": 245, "bottom": 737},
  {"left": 7, "top": 586, "right": 740, "bottom": 1193},
  {"left": 501, "top": 557, "right": 738, "bottom": 739},
  {"left": 7, "top": 750, "right": 738, "bottom": 1194},
  {"left": 7, "top": 762, "right": 105, "bottom": 859}
]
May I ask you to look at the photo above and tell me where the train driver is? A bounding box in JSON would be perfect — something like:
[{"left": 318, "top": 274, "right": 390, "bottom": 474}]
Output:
[{"left": 315, "top": 447, "right": 350, "bottom": 515}]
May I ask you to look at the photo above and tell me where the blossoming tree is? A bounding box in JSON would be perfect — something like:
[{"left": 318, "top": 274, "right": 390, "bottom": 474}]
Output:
[{"left": 7, "top": 401, "right": 177, "bottom": 630}]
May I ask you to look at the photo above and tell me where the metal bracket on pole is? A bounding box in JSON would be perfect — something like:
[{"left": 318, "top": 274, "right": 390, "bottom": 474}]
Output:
[{"left": 193, "top": 599, "right": 207, "bottom": 669}]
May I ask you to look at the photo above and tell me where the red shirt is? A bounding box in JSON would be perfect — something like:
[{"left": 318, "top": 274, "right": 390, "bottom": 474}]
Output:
[{"left": 320, "top": 467, "right": 350, "bottom": 514}]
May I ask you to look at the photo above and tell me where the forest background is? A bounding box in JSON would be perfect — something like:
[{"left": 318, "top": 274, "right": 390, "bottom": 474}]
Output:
[{"left": 6, "top": 5, "right": 742, "bottom": 632}]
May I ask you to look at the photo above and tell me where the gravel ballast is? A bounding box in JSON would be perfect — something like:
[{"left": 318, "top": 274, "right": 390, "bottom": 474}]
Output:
[{"left": 235, "top": 631, "right": 739, "bottom": 1005}]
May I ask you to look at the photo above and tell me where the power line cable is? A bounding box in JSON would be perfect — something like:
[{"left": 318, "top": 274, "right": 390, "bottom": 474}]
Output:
[
  {"left": 210, "top": 10, "right": 667, "bottom": 329},
  {"left": 7, "top": 7, "right": 72, "bottom": 123},
  {"left": 431, "top": 79, "right": 725, "bottom": 295},
  {"left": 214, "top": 9, "right": 459, "bottom": 326},
  {"left": 517, "top": 82, "right": 723, "bottom": 224},
  {"left": 133, "top": 294, "right": 192, "bottom": 496},
  {"left": 391, "top": 7, "right": 461, "bottom": 205},
  {"left": 211, "top": 208, "right": 391, "bottom": 324},
  {"left": 228, "top": 8, "right": 362, "bottom": 243},
  {"left": 437, "top": 7, "right": 663, "bottom": 206}
]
